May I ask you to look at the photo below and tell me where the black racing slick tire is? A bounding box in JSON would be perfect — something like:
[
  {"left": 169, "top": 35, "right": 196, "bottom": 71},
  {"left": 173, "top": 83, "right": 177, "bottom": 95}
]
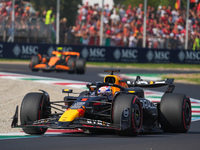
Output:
[
  {"left": 113, "top": 94, "right": 142, "bottom": 136},
  {"left": 20, "top": 92, "right": 51, "bottom": 135},
  {"left": 68, "top": 57, "right": 75, "bottom": 74},
  {"left": 76, "top": 58, "right": 86, "bottom": 74},
  {"left": 30, "top": 55, "right": 40, "bottom": 72},
  {"left": 159, "top": 93, "right": 191, "bottom": 133}
]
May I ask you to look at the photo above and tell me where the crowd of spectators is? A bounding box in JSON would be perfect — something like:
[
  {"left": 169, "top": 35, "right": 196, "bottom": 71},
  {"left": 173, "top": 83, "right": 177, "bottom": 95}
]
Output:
[
  {"left": 0, "top": 0, "right": 56, "bottom": 43},
  {"left": 73, "top": 2, "right": 200, "bottom": 50},
  {"left": 0, "top": 1, "right": 200, "bottom": 50}
]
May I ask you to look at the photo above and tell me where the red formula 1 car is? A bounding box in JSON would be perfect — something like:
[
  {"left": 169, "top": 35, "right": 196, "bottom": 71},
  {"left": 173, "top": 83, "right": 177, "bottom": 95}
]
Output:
[
  {"left": 29, "top": 50, "right": 86, "bottom": 74},
  {"left": 11, "top": 70, "right": 191, "bottom": 136}
]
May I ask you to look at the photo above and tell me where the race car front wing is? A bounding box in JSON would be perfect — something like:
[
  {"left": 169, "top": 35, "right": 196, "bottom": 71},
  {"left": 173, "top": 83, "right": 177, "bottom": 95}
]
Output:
[{"left": 11, "top": 106, "right": 132, "bottom": 131}]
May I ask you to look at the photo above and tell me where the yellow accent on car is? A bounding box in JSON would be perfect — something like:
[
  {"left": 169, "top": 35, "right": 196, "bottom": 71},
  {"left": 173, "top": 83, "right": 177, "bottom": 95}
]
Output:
[
  {"left": 59, "top": 109, "right": 82, "bottom": 122},
  {"left": 150, "top": 81, "right": 154, "bottom": 84},
  {"left": 63, "top": 89, "right": 70, "bottom": 92},
  {"left": 128, "top": 91, "right": 135, "bottom": 93},
  {"left": 104, "top": 75, "right": 128, "bottom": 95},
  {"left": 57, "top": 47, "right": 63, "bottom": 50}
]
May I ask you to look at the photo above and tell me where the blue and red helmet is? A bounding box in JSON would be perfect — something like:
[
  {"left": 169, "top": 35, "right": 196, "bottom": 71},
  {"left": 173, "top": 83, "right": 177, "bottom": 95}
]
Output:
[{"left": 98, "top": 86, "right": 112, "bottom": 97}]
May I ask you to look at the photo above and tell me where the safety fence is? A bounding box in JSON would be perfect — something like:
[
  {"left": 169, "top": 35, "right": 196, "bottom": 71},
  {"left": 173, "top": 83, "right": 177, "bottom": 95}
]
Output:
[{"left": 0, "top": 16, "right": 55, "bottom": 43}]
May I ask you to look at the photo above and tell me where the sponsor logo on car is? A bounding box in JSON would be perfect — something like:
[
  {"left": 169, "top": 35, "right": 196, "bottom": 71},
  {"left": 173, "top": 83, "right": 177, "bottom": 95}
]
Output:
[
  {"left": 87, "top": 119, "right": 110, "bottom": 126},
  {"left": 70, "top": 102, "right": 86, "bottom": 109}
]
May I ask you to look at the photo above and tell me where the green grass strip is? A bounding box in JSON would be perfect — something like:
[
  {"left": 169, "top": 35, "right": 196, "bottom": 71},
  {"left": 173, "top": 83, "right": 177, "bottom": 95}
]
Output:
[
  {"left": 88, "top": 62, "right": 200, "bottom": 70},
  {"left": 124, "top": 73, "right": 162, "bottom": 77},
  {"left": 145, "top": 96, "right": 162, "bottom": 99},
  {"left": 0, "top": 59, "right": 29, "bottom": 62},
  {"left": 0, "top": 135, "right": 38, "bottom": 139},
  {"left": 21, "top": 78, "right": 57, "bottom": 81},
  {"left": 191, "top": 106, "right": 200, "bottom": 108},
  {"left": 0, "top": 59, "right": 200, "bottom": 70},
  {"left": 192, "top": 115, "right": 200, "bottom": 118}
]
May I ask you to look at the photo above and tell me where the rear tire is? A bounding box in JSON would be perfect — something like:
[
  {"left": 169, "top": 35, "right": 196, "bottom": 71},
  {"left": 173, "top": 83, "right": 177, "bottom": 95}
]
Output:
[
  {"left": 68, "top": 57, "right": 75, "bottom": 74},
  {"left": 76, "top": 58, "right": 86, "bottom": 74},
  {"left": 30, "top": 55, "right": 40, "bottom": 72},
  {"left": 113, "top": 94, "right": 142, "bottom": 136},
  {"left": 159, "top": 93, "right": 191, "bottom": 133},
  {"left": 20, "top": 92, "right": 51, "bottom": 135}
]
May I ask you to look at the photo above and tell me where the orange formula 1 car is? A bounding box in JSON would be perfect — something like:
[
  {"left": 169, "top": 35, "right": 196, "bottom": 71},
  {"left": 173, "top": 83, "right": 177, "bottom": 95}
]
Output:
[{"left": 29, "top": 50, "right": 86, "bottom": 74}]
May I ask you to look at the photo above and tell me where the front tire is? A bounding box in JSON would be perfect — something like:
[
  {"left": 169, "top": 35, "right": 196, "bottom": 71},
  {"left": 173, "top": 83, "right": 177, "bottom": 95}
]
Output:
[
  {"left": 20, "top": 92, "right": 51, "bottom": 135},
  {"left": 113, "top": 94, "right": 142, "bottom": 136},
  {"left": 159, "top": 93, "right": 191, "bottom": 133}
]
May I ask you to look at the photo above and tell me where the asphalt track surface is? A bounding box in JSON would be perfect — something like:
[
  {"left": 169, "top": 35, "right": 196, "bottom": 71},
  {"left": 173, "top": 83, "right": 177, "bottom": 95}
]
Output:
[{"left": 0, "top": 63, "right": 200, "bottom": 150}]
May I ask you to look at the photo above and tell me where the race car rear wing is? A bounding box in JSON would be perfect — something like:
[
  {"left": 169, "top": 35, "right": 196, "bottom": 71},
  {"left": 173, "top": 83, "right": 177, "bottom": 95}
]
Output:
[{"left": 125, "top": 76, "right": 175, "bottom": 93}]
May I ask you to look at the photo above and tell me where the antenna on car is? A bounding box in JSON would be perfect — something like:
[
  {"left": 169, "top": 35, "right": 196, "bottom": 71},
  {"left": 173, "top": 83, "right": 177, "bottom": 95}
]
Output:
[{"left": 104, "top": 69, "right": 120, "bottom": 75}]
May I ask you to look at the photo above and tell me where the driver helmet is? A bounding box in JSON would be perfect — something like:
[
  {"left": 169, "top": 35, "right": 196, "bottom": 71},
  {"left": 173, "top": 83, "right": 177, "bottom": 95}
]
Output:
[
  {"left": 57, "top": 47, "right": 63, "bottom": 52},
  {"left": 56, "top": 53, "right": 62, "bottom": 57},
  {"left": 98, "top": 86, "right": 112, "bottom": 97},
  {"left": 56, "top": 47, "right": 63, "bottom": 57}
]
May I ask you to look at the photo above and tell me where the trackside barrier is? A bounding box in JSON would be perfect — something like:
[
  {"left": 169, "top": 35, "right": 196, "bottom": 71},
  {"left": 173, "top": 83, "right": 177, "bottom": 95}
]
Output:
[{"left": 0, "top": 42, "right": 200, "bottom": 64}]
